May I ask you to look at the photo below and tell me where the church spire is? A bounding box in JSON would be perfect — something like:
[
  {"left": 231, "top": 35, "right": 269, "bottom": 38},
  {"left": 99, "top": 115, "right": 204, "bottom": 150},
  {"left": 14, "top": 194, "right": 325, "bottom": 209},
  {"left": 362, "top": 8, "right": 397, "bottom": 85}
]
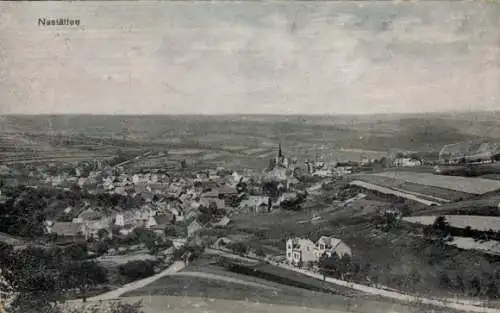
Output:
[{"left": 278, "top": 143, "right": 282, "bottom": 158}]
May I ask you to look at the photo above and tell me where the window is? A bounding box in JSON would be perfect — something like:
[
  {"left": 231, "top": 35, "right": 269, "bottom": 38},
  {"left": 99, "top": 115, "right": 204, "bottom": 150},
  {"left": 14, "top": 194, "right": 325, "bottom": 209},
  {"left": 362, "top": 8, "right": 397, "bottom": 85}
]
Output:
[{"left": 287, "top": 252, "right": 291, "bottom": 258}]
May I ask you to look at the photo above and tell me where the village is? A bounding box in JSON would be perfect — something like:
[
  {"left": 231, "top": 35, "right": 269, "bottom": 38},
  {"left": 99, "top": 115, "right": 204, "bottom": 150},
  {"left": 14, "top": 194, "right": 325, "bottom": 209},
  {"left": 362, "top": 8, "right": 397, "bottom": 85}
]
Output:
[{"left": 2, "top": 137, "right": 500, "bottom": 313}]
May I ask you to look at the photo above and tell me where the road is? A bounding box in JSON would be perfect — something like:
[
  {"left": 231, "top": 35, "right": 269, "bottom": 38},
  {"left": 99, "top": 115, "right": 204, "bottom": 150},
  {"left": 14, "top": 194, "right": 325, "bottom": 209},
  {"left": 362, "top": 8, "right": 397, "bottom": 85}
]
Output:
[
  {"left": 87, "top": 261, "right": 186, "bottom": 301},
  {"left": 206, "top": 248, "right": 499, "bottom": 313}
]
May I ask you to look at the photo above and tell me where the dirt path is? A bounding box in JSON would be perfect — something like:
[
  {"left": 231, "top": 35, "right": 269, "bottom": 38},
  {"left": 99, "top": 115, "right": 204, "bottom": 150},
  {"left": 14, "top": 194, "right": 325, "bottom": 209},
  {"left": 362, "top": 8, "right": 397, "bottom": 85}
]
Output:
[{"left": 87, "top": 261, "right": 186, "bottom": 301}]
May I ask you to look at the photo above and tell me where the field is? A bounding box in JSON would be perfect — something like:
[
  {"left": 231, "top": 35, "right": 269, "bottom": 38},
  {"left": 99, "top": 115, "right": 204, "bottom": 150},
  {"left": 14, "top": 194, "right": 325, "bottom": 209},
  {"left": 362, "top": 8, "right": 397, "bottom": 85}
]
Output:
[
  {"left": 227, "top": 202, "right": 500, "bottom": 301},
  {"left": 403, "top": 215, "right": 500, "bottom": 231},
  {"left": 350, "top": 180, "right": 440, "bottom": 206},
  {"left": 354, "top": 174, "right": 470, "bottom": 202},
  {"left": 0, "top": 232, "right": 25, "bottom": 246},
  {"left": 371, "top": 172, "right": 500, "bottom": 195},
  {"left": 448, "top": 237, "right": 500, "bottom": 256},
  {"left": 122, "top": 255, "right": 466, "bottom": 313},
  {"left": 97, "top": 251, "right": 157, "bottom": 267},
  {"left": 4, "top": 113, "right": 500, "bottom": 169},
  {"left": 414, "top": 194, "right": 500, "bottom": 216}
]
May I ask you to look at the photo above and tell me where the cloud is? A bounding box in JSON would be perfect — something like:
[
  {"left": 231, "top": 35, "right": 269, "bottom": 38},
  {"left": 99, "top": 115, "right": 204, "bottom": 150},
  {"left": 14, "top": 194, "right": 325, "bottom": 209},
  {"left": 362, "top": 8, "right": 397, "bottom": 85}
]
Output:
[{"left": 0, "top": 2, "right": 499, "bottom": 114}]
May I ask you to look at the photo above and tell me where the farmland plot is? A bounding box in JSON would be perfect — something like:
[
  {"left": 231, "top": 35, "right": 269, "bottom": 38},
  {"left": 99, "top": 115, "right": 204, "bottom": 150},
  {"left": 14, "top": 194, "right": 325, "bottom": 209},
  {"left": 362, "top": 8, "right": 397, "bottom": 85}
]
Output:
[
  {"left": 354, "top": 174, "right": 469, "bottom": 202},
  {"left": 447, "top": 237, "right": 500, "bottom": 256},
  {"left": 371, "top": 172, "right": 500, "bottom": 195},
  {"left": 350, "top": 180, "right": 440, "bottom": 206},
  {"left": 403, "top": 215, "right": 500, "bottom": 231}
]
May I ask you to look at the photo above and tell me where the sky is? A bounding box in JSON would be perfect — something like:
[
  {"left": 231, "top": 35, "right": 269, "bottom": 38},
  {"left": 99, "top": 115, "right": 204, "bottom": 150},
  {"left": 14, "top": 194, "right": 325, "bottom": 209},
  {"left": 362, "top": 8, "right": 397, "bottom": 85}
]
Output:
[{"left": 0, "top": 1, "right": 499, "bottom": 115}]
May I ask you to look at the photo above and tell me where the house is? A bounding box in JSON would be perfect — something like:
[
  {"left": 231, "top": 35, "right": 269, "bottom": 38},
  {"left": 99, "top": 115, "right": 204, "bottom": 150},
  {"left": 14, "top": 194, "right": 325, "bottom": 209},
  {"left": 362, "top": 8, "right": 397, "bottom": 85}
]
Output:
[
  {"left": 133, "top": 208, "right": 156, "bottom": 227},
  {"left": 212, "top": 237, "right": 232, "bottom": 250},
  {"left": 187, "top": 220, "right": 204, "bottom": 238},
  {"left": 315, "top": 236, "right": 352, "bottom": 259},
  {"left": 212, "top": 216, "right": 230, "bottom": 228},
  {"left": 145, "top": 216, "right": 157, "bottom": 229},
  {"left": 154, "top": 213, "right": 172, "bottom": 226},
  {"left": 202, "top": 186, "right": 238, "bottom": 199},
  {"left": 169, "top": 207, "right": 184, "bottom": 222},
  {"left": 46, "top": 221, "right": 84, "bottom": 237},
  {"left": 239, "top": 196, "right": 270, "bottom": 213},
  {"left": 172, "top": 238, "right": 187, "bottom": 249},
  {"left": 199, "top": 197, "right": 225, "bottom": 210},
  {"left": 286, "top": 177, "right": 300, "bottom": 190},
  {"left": 196, "top": 172, "right": 210, "bottom": 181},
  {"left": 82, "top": 218, "right": 113, "bottom": 239},
  {"left": 119, "top": 225, "right": 135, "bottom": 236},
  {"left": 114, "top": 211, "right": 135, "bottom": 227},
  {"left": 277, "top": 192, "right": 298, "bottom": 206},
  {"left": 286, "top": 238, "right": 316, "bottom": 266},
  {"left": 184, "top": 210, "right": 199, "bottom": 223},
  {"left": 393, "top": 157, "right": 422, "bottom": 168},
  {"left": 75, "top": 208, "right": 103, "bottom": 223}
]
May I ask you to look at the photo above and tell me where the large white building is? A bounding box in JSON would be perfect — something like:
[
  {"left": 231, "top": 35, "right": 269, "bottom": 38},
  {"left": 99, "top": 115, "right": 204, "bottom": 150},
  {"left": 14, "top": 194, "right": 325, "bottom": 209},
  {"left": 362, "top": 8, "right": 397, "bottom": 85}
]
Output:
[
  {"left": 286, "top": 236, "right": 352, "bottom": 267},
  {"left": 286, "top": 237, "right": 316, "bottom": 266}
]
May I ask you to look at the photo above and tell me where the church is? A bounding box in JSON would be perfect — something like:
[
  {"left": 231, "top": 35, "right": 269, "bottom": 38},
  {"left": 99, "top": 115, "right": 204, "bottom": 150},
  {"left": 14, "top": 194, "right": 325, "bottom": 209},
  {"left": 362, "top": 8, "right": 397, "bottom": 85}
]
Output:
[{"left": 273, "top": 143, "right": 296, "bottom": 169}]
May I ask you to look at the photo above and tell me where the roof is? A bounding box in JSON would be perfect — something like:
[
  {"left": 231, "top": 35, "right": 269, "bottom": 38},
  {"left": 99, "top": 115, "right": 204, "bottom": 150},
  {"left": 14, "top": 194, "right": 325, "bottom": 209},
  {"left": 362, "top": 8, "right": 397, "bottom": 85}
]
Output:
[
  {"left": 317, "top": 236, "right": 343, "bottom": 249},
  {"left": 154, "top": 214, "right": 172, "bottom": 225},
  {"left": 287, "top": 237, "right": 315, "bottom": 248},
  {"left": 50, "top": 222, "right": 82, "bottom": 237},
  {"left": 212, "top": 216, "right": 231, "bottom": 227},
  {"left": 78, "top": 208, "right": 103, "bottom": 221},
  {"left": 240, "top": 196, "right": 269, "bottom": 207},
  {"left": 199, "top": 197, "right": 225, "bottom": 209}
]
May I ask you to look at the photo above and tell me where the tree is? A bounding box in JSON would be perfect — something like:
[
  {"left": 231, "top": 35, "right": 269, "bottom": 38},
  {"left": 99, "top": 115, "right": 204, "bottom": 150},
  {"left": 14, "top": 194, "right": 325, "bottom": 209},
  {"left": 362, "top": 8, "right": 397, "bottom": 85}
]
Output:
[
  {"left": 262, "top": 181, "right": 279, "bottom": 199},
  {"left": 464, "top": 226, "right": 473, "bottom": 238},
  {"left": 197, "top": 213, "right": 211, "bottom": 225},
  {"left": 318, "top": 253, "right": 341, "bottom": 278},
  {"left": 97, "top": 229, "right": 110, "bottom": 240},
  {"left": 132, "top": 228, "right": 157, "bottom": 249},
  {"left": 0, "top": 268, "right": 18, "bottom": 311},
  {"left": 228, "top": 242, "right": 249, "bottom": 256},
  {"left": 119, "top": 261, "right": 155, "bottom": 282},
  {"left": 50, "top": 300, "right": 145, "bottom": 313},
  {"left": 164, "top": 226, "right": 177, "bottom": 237},
  {"left": 64, "top": 243, "right": 88, "bottom": 260},
  {"left": 236, "top": 181, "right": 247, "bottom": 193},
  {"left": 439, "top": 272, "right": 451, "bottom": 289},
  {"left": 433, "top": 216, "right": 449, "bottom": 231},
  {"left": 60, "top": 261, "right": 108, "bottom": 302},
  {"left": 255, "top": 247, "right": 266, "bottom": 258}
]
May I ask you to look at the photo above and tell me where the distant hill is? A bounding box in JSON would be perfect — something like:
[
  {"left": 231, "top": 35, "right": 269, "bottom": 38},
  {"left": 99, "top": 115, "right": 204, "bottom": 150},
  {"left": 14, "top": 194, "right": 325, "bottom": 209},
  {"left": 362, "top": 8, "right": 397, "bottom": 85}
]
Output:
[{"left": 1, "top": 112, "right": 499, "bottom": 156}]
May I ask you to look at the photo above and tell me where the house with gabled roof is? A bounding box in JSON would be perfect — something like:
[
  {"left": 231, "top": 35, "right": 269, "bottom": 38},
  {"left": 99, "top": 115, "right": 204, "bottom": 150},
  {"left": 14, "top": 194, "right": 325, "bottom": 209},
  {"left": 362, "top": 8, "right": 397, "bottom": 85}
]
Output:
[
  {"left": 187, "top": 220, "right": 204, "bottom": 238},
  {"left": 315, "top": 236, "right": 352, "bottom": 259},
  {"left": 286, "top": 237, "right": 316, "bottom": 266},
  {"left": 239, "top": 196, "right": 270, "bottom": 213}
]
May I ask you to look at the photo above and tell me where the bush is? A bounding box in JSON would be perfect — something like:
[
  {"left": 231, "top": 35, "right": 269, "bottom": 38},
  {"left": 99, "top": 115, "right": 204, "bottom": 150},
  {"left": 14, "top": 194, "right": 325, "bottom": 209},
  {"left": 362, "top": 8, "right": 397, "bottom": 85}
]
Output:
[
  {"left": 228, "top": 242, "right": 249, "bottom": 256},
  {"left": 255, "top": 247, "right": 266, "bottom": 258},
  {"left": 118, "top": 260, "right": 156, "bottom": 281},
  {"left": 61, "top": 300, "right": 144, "bottom": 313}
]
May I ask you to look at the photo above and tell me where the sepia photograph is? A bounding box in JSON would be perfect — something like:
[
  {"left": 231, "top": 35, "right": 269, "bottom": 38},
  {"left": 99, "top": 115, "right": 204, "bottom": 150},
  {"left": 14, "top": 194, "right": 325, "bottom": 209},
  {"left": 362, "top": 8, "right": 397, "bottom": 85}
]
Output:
[{"left": 0, "top": 1, "right": 500, "bottom": 313}]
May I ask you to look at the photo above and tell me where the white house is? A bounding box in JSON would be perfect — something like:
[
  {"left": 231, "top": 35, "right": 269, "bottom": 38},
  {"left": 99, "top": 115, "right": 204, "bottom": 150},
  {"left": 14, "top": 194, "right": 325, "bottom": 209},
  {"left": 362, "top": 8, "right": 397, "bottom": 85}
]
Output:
[
  {"left": 143, "top": 216, "right": 156, "bottom": 229},
  {"left": 314, "top": 236, "right": 352, "bottom": 260},
  {"left": 187, "top": 220, "right": 204, "bottom": 238},
  {"left": 239, "top": 196, "right": 269, "bottom": 213},
  {"left": 286, "top": 236, "right": 352, "bottom": 267},
  {"left": 393, "top": 158, "right": 422, "bottom": 168},
  {"left": 286, "top": 237, "right": 316, "bottom": 266}
]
